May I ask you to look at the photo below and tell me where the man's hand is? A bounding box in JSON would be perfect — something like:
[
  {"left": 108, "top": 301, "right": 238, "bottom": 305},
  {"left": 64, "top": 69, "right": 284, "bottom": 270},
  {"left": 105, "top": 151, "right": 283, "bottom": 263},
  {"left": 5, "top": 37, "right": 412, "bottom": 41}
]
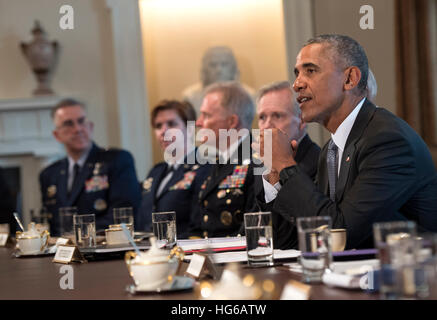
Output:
[{"left": 254, "top": 128, "right": 297, "bottom": 174}]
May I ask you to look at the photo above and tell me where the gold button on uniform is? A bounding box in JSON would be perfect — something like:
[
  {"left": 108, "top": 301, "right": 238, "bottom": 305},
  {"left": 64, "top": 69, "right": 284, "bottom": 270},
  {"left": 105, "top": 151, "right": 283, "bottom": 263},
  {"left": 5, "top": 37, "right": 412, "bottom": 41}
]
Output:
[
  {"left": 203, "top": 231, "right": 208, "bottom": 238},
  {"left": 226, "top": 199, "right": 232, "bottom": 205},
  {"left": 203, "top": 215, "right": 209, "bottom": 223},
  {"left": 220, "top": 211, "right": 233, "bottom": 226},
  {"left": 203, "top": 200, "right": 208, "bottom": 207}
]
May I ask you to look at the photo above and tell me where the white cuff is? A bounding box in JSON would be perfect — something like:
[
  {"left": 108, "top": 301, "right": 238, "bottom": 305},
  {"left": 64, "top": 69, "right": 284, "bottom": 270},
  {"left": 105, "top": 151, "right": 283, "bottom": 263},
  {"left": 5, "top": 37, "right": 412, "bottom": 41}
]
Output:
[{"left": 262, "top": 174, "right": 282, "bottom": 203}]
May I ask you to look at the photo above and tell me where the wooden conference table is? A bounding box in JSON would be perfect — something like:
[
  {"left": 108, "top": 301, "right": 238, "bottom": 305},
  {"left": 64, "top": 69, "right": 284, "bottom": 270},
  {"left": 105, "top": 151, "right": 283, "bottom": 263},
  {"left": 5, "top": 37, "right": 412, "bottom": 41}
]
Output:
[{"left": 0, "top": 244, "right": 378, "bottom": 300}]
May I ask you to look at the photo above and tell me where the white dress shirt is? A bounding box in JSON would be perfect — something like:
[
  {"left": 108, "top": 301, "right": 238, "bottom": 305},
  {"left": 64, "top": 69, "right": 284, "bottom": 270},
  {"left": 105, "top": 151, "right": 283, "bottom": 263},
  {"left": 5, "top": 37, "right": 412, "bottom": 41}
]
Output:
[{"left": 262, "top": 98, "right": 366, "bottom": 203}]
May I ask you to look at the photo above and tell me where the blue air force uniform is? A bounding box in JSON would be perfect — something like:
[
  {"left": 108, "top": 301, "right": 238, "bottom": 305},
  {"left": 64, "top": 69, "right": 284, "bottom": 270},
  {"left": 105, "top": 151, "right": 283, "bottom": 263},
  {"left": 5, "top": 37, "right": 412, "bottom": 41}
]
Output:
[
  {"left": 39, "top": 143, "right": 141, "bottom": 236},
  {"left": 137, "top": 157, "right": 211, "bottom": 238}
]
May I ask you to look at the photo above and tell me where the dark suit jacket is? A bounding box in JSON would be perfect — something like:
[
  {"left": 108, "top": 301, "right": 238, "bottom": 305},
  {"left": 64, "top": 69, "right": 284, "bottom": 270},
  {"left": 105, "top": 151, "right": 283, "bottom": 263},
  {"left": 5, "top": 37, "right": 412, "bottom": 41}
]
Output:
[
  {"left": 191, "top": 135, "right": 256, "bottom": 238},
  {"left": 40, "top": 143, "right": 141, "bottom": 236},
  {"left": 0, "top": 168, "right": 15, "bottom": 233},
  {"left": 137, "top": 158, "right": 211, "bottom": 238},
  {"left": 254, "top": 134, "right": 320, "bottom": 249},
  {"left": 274, "top": 99, "right": 437, "bottom": 249}
]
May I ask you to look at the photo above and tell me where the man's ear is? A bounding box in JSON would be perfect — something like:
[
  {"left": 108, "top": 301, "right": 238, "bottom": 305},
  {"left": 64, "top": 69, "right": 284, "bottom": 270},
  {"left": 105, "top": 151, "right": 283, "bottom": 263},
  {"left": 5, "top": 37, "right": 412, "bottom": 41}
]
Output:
[
  {"left": 344, "top": 66, "right": 362, "bottom": 91},
  {"left": 227, "top": 114, "right": 240, "bottom": 129},
  {"left": 52, "top": 129, "right": 62, "bottom": 143},
  {"left": 88, "top": 120, "right": 94, "bottom": 133}
]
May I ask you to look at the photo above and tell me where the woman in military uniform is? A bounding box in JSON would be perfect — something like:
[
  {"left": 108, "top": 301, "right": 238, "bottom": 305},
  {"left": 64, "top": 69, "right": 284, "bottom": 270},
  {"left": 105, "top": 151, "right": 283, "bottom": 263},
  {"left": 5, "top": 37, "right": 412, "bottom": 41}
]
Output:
[{"left": 137, "top": 100, "right": 211, "bottom": 238}]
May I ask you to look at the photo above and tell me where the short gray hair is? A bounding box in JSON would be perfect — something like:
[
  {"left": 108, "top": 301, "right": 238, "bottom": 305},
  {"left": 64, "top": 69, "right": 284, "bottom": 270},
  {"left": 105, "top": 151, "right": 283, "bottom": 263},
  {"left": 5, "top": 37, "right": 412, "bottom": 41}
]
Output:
[
  {"left": 203, "top": 81, "right": 255, "bottom": 129},
  {"left": 366, "top": 69, "right": 377, "bottom": 101},
  {"left": 51, "top": 98, "right": 86, "bottom": 119},
  {"left": 256, "top": 80, "right": 300, "bottom": 117},
  {"left": 306, "top": 34, "right": 369, "bottom": 95}
]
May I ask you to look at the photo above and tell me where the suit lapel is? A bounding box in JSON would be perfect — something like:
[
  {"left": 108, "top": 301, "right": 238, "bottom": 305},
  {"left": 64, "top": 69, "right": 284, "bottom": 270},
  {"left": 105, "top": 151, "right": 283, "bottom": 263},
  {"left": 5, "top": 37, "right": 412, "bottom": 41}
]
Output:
[
  {"left": 67, "top": 145, "right": 98, "bottom": 206},
  {"left": 335, "top": 99, "right": 377, "bottom": 202},
  {"left": 151, "top": 164, "right": 168, "bottom": 200},
  {"left": 200, "top": 135, "right": 251, "bottom": 200},
  {"left": 295, "top": 134, "right": 311, "bottom": 163},
  {"left": 201, "top": 163, "right": 234, "bottom": 200},
  {"left": 156, "top": 165, "right": 185, "bottom": 200}
]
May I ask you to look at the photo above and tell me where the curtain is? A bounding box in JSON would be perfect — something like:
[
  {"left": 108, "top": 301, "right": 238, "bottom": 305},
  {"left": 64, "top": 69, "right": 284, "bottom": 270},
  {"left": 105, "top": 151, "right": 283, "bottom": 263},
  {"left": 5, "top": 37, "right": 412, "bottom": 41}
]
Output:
[{"left": 395, "top": 0, "right": 436, "bottom": 145}]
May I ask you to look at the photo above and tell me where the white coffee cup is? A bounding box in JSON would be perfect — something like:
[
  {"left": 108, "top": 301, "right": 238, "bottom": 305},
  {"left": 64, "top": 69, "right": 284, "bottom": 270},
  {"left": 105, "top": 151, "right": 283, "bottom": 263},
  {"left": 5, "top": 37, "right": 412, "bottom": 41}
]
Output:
[
  {"left": 16, "top": 229, "right": 49, "bottom": 255},
  {"left": 331, "top": 229, "right": 347, "bottom": 252},
  {"left": 125, "top": 237, "right": 184, "bottom": 290}
]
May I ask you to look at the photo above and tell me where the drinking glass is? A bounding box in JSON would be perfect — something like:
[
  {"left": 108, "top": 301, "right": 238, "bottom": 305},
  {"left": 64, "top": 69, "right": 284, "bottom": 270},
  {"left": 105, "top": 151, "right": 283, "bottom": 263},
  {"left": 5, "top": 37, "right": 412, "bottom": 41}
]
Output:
[
  {"left": 73, "top": 214, "right": 96, "bottom": 248},
  {"left": 59, "top": 207, "right": 77, "bottom": 239},
  {"left": 297, "top": 216, "right": 332, "bottom": 283},
  {"left": 373, "top": 220, "right": 417, "bottom": 299},
  {"left": 244, "top": 212, "right": 274, "bottom": 266},
  {"left": 113, "top": 207, "right": 134, "bottom": 235},
  {"left": 152, "top": 211, "right": 177, "bottom": 248}
]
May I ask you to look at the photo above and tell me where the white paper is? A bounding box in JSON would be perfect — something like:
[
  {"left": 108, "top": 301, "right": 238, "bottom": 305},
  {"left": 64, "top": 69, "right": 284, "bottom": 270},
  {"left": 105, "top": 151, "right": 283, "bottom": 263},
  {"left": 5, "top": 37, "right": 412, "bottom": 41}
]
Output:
[
  {"left": 322, "top": 272, "right": 361, "bottom": 289},
  {"left": 331, "top": 259, "right": 380, "bottom": 275},
  {"left": 0, "top": 233, "right": 8, "bottom": 246},
  {"left": 177, "top": 237, "right": 246, "bottom": 251},
  {"left": 185, "top": 253, "right": 206, "bottom": 278},
  {"left": 53, "top": 245, "right": 75, "bottom": 263},
  {"left": 184, "top": 249, "right": 300, "bottom": 264}
]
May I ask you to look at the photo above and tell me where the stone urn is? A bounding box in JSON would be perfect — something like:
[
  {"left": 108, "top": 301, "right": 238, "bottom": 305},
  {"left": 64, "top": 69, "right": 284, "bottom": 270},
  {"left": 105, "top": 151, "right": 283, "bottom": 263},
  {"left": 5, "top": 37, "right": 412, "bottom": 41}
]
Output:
[{"left": 20, "top": 20, "right": 59, "bottom": 95}]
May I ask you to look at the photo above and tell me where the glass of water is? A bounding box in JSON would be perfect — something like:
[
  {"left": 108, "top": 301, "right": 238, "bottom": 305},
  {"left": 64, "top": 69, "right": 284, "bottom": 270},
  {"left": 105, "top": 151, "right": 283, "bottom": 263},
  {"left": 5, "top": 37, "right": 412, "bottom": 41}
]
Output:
[
  {"left": 59, "top": 207, "right": 77, "bottom": 239},
  {"left": 373, "top": 220, "right": 417, "bottom": 299},
  {"left": 152, "top": 211, "right": 177, "bottom": 248},
  {"left": 73, "top": 214, "right": 96, "bottom": 248},
  {"left": 113, "top": 207, "right": 134, "bottom": 235},
  {"left": 297, "top": 216, "right": 332, "bottom": 283},
  {"left": 244, "top": 212, "right": 274, "bottom": 266}
]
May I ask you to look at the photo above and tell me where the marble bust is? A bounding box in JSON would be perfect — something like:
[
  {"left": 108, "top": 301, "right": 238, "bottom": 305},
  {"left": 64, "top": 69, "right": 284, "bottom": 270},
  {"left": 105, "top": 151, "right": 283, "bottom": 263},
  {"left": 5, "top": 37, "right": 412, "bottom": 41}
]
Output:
[{"left": 182, "top": 46, "right": 254, "bottom": 115}]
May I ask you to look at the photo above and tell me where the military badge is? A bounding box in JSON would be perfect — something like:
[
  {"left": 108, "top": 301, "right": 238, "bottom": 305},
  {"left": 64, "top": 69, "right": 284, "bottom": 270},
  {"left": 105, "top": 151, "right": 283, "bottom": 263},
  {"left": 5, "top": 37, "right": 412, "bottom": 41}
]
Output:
[
  {"left": 192, "top": 165, "right": 199, "bottom": 170},
  {"left": 232, "top": 189, "right": 243, "bottom": 196},
  {"left": 218, "top": 165, "right": 249, "bottom": 189},
  {"left": 169, "top": 171, "right": 196, "bottom": 190},
  {"left": 93, "top": 162, "right": 102, "bottom": 176},
  {"left": 85, "top": 175, "right": 109, "bottom": 192},
  {"left": 47, "top": 185, "right": 57, "bottom": 198},
  {"left": 220, "top": 211, "right": 233, "bottom": 226},
  {"left": 94, "top": 199, "right": 107, "bottom": 211},
  {"left": 143, "top": 177, "right": 153, "bottom": 192}
]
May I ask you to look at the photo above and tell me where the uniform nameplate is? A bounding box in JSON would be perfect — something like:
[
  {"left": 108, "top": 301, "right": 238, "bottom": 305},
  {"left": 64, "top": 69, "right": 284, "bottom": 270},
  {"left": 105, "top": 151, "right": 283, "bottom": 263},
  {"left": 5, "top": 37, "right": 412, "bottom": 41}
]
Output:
[
  {"left": 53, "top": 245, "right": 86, "bottom": 264},
  {"left": 0, "top": 233, "right": 9, "bottom": 247}
]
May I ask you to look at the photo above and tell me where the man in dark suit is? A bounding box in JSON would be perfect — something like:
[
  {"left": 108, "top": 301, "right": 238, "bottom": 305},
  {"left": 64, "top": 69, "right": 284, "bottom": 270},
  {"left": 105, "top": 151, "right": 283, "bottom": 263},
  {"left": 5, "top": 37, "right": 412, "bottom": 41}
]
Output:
[
  {"left": 191, "top": 81, "right": 256, "bottom": 238},
  {"left": 256, "top": 34, "right": 437, "bottom": 249},
  {"left": 252, "top": 81, "right": 320, "bottom": 249},
  {"left": 39, "top": 98, "right": 141, "bottom": 236},
  {"left": 137, "top": 100, "right": 211, "bottom": 238}
]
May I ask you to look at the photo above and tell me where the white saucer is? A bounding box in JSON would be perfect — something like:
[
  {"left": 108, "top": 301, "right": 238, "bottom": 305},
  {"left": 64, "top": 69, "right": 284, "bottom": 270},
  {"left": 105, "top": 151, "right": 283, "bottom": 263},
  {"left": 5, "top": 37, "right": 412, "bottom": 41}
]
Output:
[{"left": 126, "top": 276, "right": 195, "bottom": 294}]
